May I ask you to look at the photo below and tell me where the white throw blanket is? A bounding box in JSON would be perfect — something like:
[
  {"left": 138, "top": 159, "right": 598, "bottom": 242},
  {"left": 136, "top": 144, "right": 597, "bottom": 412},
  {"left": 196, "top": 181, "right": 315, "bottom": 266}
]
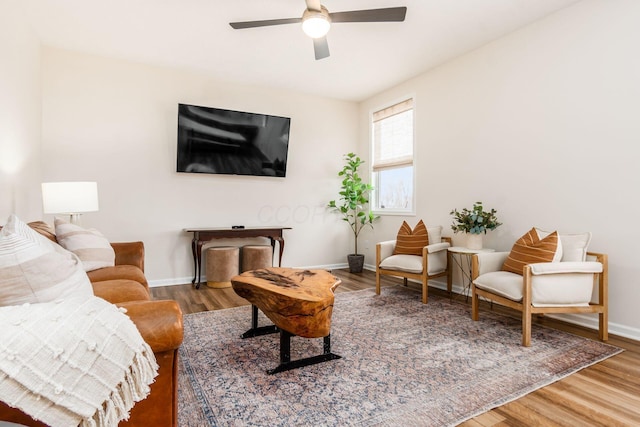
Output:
[{"left": 0, "top": 296, "right": 159, "bottom": 427}]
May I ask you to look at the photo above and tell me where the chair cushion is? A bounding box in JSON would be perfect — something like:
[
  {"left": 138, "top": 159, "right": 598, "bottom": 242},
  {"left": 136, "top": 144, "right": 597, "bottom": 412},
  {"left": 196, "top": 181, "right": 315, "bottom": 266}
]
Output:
[
  {"left": 426, "top": 251, "right": 448, "bottom": 275},
  {"left": 0, "top": 214, "right": 93, "bottom": 306},
  {"left": 92, "top": 279, "right": 150, "bottom": 303},
  {"left": 530, "top": 261, "right": 602, "bottom": 275},
  {"left": 426, "top": 242, "right": 450, "bottom": 254},
  {"left": 379, "top": 252, "right": 447, "bottom": 276},
  {"left": 474, "top": 271, "right": 524, "bottom": 301},
  {"left": 379, "top": 254, "right": 423, "bottom": 274},
  {"left": 530, "top": 273, "right": 594, "bottom": 307},
  {"left": 502, "top": 228, "right": 562, "bottom": 275},
  {"left": 393, "top": 220, "right": 429, "bottom": 256},
  {"left": 474, "top": 270, "right": 593, "bottom": 306},
  {"left": 54, "top": 217, "right": 116, "bottom": 272},
  {"left": 536, "top": 228, "right": 591, "bottom": 262},
  {"left": 87, "top": 264, "right": 149, "bottom": 289}
]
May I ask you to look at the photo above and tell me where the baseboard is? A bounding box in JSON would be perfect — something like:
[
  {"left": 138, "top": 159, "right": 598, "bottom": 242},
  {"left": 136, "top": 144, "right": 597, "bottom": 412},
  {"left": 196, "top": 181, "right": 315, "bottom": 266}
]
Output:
[
  {"left": 545, "top": 313, "right": 640, "bottom": 342},
  {"left": 148, "top": 276, "right": 195, "bottom": 288}
]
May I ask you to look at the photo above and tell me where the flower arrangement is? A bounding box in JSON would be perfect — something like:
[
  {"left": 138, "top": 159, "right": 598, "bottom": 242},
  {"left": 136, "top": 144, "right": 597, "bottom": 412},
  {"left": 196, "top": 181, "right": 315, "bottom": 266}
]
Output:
[{"left": 450, "top": 201, "right": 502, "bottom": 235}]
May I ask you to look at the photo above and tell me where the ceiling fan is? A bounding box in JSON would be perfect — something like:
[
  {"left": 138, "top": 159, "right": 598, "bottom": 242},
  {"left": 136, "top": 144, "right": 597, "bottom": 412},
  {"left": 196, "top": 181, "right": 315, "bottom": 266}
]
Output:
[{"left": 229, "top": 0, "right": 407, "bottom": 60}]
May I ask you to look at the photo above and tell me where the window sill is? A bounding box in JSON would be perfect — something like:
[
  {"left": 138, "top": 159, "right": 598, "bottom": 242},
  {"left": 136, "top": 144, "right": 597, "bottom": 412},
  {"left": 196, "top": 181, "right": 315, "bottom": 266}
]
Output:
[{"left": 372, "top": 209, "right": 416, "bottom": 216}]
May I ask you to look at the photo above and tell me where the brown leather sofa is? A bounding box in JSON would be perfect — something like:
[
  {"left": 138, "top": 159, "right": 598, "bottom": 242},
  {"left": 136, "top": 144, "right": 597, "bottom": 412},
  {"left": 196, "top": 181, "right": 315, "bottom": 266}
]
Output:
[{"left": 0, "top": 222, "right": 184, "bottom": 427}]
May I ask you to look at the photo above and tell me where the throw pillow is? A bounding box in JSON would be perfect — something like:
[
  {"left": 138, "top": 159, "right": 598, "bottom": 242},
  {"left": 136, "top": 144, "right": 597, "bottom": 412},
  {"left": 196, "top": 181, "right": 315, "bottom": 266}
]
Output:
[
  {"left": 0, "top": 214, "right": 94, "bottom": 306},
  {"left": 502, "top": 228, "right": 562, "bottom": 275},
  {"left": 27, "top": 220, "right": 57, "bottom": 242},
  {"left": 426, "top": 226, "right": 443, "bottom": 244},
  {"left": 535, "top": 228, "right": 591, "bottom": 262},
  {"left": 54, "top": 217, "right": 116, "bottom": 272},
  {"left": 393, "top": 220, "right": 429, "bottom": 256}
]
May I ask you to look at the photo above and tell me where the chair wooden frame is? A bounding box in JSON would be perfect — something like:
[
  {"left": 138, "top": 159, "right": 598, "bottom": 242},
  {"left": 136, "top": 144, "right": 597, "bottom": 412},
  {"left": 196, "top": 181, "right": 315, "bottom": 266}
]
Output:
[
  {"left": 375, "top": 237, "right": 452, "bottom": 304},
  {"left": 471, "top": 252, "right": 608, "bottom": 346}
]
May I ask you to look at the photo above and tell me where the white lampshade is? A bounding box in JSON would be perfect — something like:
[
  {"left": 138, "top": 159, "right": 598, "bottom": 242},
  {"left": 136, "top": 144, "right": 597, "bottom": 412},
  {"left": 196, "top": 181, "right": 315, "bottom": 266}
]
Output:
[{"left": 42, "top": 182, "right": 99, "bottom": 223}]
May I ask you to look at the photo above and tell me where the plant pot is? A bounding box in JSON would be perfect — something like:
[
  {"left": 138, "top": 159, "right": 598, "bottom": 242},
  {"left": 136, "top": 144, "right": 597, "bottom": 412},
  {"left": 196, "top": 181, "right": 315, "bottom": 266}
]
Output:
[
  {"left": 466, "top": 233, "right": 483, "bottom": 250},
  {"left": 347, "top": 254, "right": 365, "bottom": 273}
]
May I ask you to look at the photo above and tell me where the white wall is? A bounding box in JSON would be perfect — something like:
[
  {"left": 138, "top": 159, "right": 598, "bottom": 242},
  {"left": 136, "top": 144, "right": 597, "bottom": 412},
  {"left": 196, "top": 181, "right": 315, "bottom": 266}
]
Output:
[
  {"left": 0, "top": 0, "right": 42, "bottom": 221},
  {"left": 359, "top": 0, "right": 640, "bottom": 339},
  {"left": 9, "top": 0, "right": 639, "bottom": 339},
  {"left": 41, "top": 48, "right": 358, "bottom": 285}
]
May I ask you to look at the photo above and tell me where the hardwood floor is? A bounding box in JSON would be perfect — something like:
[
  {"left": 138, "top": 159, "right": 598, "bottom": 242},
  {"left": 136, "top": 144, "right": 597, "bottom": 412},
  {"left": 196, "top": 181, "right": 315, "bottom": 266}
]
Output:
[{"left": 151, "top": 269, "right": 640, "bottom": 426}]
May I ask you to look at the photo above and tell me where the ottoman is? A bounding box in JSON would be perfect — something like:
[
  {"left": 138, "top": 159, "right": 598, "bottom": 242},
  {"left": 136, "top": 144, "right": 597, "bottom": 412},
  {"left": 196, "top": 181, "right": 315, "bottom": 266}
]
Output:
[
  {"left": 206, "top": 246, "right": 239, "bottom": 288},
  {"left": 241, "top": 245, "right": 273, "bottom": 272}
]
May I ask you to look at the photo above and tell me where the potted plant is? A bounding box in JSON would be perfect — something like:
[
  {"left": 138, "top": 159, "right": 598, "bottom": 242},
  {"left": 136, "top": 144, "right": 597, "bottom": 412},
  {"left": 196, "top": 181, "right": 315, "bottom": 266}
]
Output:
[
  {"left": 328, "top": 152, "right": 377, "bottom": 273},
  {"left": 450, "top": 201, "right": 502, "bottom": 249}
]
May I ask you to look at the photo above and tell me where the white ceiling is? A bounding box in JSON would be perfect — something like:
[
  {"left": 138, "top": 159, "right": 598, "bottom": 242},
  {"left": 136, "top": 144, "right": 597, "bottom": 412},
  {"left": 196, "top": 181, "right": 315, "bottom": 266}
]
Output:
[{"left": 19, "top": 0, "right": 581, "bottom": 102}]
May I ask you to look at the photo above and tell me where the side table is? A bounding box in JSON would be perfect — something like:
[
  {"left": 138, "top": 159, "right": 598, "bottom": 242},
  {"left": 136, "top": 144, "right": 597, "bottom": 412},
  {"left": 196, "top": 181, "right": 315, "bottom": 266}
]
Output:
[{"left": 447, "top": 246, "right": 495, "bottom": 301}]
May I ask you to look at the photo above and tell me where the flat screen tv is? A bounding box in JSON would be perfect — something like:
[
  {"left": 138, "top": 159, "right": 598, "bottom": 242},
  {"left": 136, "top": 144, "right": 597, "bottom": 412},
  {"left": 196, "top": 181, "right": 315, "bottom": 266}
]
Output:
[{"left": 177, "top": 103, "right": 291, "bottom": 177}]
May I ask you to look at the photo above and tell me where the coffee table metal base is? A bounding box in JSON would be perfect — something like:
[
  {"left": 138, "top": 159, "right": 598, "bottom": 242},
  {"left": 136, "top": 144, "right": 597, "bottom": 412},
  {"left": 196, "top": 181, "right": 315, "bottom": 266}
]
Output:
[
  {"left": 267, "top": 330, "right": 341, "bottom": 375},
  {"left": 241, "top": 305, "right": 279, "bottom": 338},
  {"left": 241, "top": 304, "right": 341, "bottom": 374}
]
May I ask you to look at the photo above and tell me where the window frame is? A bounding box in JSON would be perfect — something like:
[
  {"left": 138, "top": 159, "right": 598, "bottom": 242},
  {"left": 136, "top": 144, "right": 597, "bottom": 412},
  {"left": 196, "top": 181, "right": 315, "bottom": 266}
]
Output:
[{"left": 369, "top": 95, "right": 417, "bottom": 216}]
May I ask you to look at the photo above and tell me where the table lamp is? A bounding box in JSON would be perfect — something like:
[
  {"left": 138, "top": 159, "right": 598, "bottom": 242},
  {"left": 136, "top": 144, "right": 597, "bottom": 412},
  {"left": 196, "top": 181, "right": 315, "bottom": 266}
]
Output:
[{"left": 41, "top": 181, "right": 99, "bottom": 224}]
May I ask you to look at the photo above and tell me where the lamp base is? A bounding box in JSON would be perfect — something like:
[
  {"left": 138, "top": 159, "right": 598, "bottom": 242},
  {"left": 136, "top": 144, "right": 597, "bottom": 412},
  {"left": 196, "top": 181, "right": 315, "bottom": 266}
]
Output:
[{"left": 68, "top": 213, "right": 82, "bottom": 225}]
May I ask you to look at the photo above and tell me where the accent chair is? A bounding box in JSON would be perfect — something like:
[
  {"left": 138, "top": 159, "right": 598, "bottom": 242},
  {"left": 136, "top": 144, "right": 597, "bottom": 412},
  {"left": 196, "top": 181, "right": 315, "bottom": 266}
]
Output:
[
  {"left": 470, "top": 228, "right": 608, "bottom": 346},
  {"left": 376, "top": 224, "right": 451, "bottom": 304}
]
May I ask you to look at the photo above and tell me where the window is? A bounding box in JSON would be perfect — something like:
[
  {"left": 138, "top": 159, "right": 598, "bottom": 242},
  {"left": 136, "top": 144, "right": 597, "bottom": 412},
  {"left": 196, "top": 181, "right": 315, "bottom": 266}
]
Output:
[{"left": 371, "top": 98, "right": 414, "bottom": 213}]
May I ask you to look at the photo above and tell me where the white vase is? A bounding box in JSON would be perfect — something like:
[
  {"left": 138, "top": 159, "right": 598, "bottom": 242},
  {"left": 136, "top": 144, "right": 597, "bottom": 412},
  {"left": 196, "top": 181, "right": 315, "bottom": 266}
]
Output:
[{"left": 466, "top": 233, "right": 483, "bottom": 250}]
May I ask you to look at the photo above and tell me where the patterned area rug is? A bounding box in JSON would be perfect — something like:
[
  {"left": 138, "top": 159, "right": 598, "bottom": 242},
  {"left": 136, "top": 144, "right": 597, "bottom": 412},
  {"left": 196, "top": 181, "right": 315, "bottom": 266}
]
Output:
[{"left": 178, "top": 286, "right": 621, "bottom": 426}]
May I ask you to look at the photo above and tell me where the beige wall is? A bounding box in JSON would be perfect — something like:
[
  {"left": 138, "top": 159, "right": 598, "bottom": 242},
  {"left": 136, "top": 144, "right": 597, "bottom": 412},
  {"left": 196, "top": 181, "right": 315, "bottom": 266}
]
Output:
[
  {"left": 40, "top": 48, "right": 358, "bottom": 285},
  {"left": 0, "top": 0, "right": 42, "bottom": 220},
  {"left": 359, "top": 0, "right": 640, "bottom": 339}
]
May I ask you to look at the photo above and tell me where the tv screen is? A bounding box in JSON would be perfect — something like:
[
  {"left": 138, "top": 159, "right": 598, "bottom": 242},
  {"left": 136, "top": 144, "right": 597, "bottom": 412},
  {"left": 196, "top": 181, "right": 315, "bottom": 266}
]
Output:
[{"left": 177, "top": 103, "right": 291, "bottom": 177}]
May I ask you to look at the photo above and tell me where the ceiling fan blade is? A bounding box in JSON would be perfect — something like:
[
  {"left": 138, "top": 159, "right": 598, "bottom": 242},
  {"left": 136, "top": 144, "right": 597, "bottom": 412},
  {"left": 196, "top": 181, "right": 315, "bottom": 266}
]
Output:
[
  {"left": 313, "top": 36, "right": 330, "bottom": 60},
  {"left": 305, "top": 0, "right": 322, "bottom": 12},
  {"left": 230, "top": 17, "right": 301, "bottom": 30},
  {"left": 329, "top": 7, "right": 407, "bottom": 23}
]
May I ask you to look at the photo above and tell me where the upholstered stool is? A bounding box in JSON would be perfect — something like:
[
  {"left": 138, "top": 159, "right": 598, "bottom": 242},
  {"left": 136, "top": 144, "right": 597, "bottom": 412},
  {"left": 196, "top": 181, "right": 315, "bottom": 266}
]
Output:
[
  {"left": 206, "top": 246, "right": 239, "bottom": 288},
  {"left": 241, "top": 245, "right": 273, "bottom": 272}
]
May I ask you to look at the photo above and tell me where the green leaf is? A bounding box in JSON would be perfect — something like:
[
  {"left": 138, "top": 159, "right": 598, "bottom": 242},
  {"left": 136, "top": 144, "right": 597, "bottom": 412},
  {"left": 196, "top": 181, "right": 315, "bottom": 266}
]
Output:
[
  {"left": 327, "top": 152, "right": 376, "bottom": 253},
  {"left": 450, "top": 201, "right": 502, "bottom": 234}
]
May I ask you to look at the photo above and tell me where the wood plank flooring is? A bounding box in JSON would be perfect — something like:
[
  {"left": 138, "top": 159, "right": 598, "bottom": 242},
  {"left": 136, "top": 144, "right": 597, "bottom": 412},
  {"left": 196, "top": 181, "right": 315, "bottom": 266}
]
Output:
[{"left": 151, "top": 269, "right": 640, "bottom": 426}]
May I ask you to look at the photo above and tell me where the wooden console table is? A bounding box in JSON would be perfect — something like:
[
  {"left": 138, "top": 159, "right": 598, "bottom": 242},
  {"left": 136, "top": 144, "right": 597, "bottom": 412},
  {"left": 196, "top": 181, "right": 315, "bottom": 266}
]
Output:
[{"left": 184, "top": 226, "right": 291, "bottom": 289}]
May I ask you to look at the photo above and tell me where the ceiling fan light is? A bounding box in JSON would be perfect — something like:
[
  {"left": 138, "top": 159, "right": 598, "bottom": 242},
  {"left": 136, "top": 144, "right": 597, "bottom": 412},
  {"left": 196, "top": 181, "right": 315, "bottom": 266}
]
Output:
[{"left": 302, "top": 10, "right": 331, "bottom": 38}]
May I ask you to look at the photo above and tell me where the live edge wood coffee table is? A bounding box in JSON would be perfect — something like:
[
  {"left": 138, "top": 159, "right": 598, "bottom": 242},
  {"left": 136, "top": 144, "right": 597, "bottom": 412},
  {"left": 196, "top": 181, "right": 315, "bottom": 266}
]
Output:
[{"left": 231, "top": 267, "right": 342, "bottom": 374}]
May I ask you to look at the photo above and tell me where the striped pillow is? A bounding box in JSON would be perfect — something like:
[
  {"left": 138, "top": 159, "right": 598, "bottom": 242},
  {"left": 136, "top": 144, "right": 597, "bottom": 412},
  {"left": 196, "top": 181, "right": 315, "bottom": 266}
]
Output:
[
  {"left": 27, "top": 220, "right": 57, "bottom": 242},
  {"left": 0, "top": 214, "right": 93, "bottom": 306},
  {"left": 54, "top": 217, "right": 115, "bottom": 272},
  {"left": 393, "top": 220, "right": 429, "bottom": 256},
  {"left": 502, "top": 228, "right": 562, "bottom": 275}
]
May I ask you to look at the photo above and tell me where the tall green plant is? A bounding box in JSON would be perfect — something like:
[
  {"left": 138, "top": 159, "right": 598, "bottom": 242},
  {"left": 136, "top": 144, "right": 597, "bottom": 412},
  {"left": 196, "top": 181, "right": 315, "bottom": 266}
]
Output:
[{"left": 328, "top": 153, "right": 377, "bottom": 255}]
